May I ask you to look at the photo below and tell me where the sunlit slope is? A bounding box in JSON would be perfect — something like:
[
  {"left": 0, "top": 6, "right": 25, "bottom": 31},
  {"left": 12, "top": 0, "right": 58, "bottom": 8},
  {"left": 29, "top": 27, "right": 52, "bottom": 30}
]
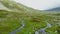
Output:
[{"left": 0, "top": 0, "right": 26, "bottom": 12}]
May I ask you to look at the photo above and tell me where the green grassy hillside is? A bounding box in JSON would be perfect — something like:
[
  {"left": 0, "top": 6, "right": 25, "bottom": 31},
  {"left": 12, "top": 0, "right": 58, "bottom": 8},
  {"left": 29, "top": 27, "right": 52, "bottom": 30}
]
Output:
[{"left": 0, "top": 0, "right": 60, "bottom": 34}]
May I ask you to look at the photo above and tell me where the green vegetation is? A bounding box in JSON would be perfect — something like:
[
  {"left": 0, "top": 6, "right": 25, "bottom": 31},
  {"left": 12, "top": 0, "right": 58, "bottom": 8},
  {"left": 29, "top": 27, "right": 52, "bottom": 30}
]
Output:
[
  {"left": 57, "top": 26, "right": 60, "bottom": 34},
  {"left": 0, "top": 10, "right": 22, "bottom": 34},
  {"left": 0, "top": 0, "right": 60, "bottom": 34}
]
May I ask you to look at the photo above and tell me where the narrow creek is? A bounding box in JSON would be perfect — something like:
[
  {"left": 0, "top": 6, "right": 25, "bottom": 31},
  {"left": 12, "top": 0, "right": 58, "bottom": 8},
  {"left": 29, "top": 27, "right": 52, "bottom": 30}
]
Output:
[
  {"left": 10, "top": 19, "right": 25, "bottom": 34},
  {"left": 9, "top": 19, "right": 52, "bottom": 34},
  {"left": 35, "top": 21, "right": 52, "bottom": 34}
]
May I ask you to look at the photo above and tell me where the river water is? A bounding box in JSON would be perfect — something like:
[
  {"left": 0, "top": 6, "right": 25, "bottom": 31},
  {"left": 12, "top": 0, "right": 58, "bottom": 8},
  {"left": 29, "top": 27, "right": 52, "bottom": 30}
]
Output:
[
  {"left": 35, "top": 21, "right": 52, "bottom": 34},
  {"left": 10, "top": 20, "right": 25, "bottom": 34},
  {"left": 10, "top": 20, "right": 52, "bottom": 34}
]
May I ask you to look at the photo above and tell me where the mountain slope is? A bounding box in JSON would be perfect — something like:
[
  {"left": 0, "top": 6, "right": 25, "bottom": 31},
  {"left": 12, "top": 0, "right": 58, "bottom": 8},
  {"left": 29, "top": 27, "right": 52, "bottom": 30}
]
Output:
[{"left": 45, "top": 7, "right": 60, "bottom": 11}]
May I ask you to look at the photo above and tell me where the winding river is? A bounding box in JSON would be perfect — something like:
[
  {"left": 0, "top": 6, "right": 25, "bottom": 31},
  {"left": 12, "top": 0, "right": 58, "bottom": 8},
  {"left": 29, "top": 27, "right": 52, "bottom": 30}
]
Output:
[
  {"left": 10, "top": 19, "right": 25, "bottom": 34},
  {"left": 9, "top": 20, "right": 52, "bottom": 34},
  {"left": 35, "top": 21, "right": 52, "bottom": 34}
]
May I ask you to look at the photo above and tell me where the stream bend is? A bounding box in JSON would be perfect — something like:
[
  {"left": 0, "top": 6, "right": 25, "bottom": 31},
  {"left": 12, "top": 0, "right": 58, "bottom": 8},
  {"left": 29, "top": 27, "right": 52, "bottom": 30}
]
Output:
[{"left": 10, "top": 20, "right": 25, "bottom": 34}]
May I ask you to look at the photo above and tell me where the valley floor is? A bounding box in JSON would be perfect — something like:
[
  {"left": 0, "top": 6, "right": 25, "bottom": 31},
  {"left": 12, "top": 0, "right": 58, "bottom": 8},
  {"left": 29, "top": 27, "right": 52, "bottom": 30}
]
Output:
[{"left": 0, "top": 10, "right": 60, "bottom": 34}]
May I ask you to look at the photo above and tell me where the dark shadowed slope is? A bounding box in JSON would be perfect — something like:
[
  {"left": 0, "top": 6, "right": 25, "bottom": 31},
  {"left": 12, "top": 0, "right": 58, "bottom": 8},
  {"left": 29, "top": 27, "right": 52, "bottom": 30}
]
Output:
[{"left": 45, "top": 7, "right": 60, "bottom": 11}]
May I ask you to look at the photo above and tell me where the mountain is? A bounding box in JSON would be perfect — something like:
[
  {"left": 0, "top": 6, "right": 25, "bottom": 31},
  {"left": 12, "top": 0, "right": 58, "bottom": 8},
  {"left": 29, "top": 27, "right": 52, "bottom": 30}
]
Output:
[
  {"left": 0, "top": 0, "right": 60, "bottom": 34},
  {"left": 45, "top": 7, "right": 60, "bottom": 11}
]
